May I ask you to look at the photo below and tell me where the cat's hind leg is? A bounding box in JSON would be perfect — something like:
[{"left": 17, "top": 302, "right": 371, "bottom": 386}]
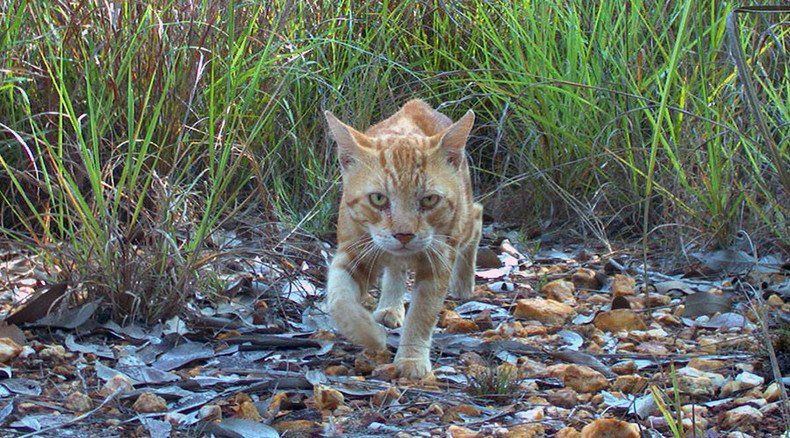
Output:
[
  {"left": 450, "top": 202, "right": 483, "bottom": 299},
  {"left": 373, "top": 264, "right": 407, "bottom": 328}
]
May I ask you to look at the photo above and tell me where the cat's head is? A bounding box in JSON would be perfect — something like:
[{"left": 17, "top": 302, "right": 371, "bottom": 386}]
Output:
[{"left": 325, "top": 109, "right": 474, "bottom": 256}]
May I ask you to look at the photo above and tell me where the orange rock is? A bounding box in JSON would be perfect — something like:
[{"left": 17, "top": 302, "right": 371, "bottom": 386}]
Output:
[
  {"left": 0, "top": 338, "right": 23, "bottom": 364},
  {"left": 372, "top": 363, "right": 398, "bottom": 381},
  {"left": 324, "top": 365, "right": 349, "bottom": 376},
  {"left": 593, "top": 309, "right": 647, "bottom": 332},
  {"left": 132, "top": 392, "right": 167, "bottom": 413},
  {"left": 445, "top": 318, "right": 480, "bottom": 334},
  {"left": 313, "top": 384, "right": 344, "bottom": 411},
  {"left": 98, "top": 374, "right": 134, "bottom": 397},
  {"left": 612, "top": 375, "right": 648, "bottom": 394},
  {"left": 447, "top": 425, "right": 480, "bottom": 438},
  {"left": 548, "top": 364, "right": 609, "bottom": 393},
  {"left": 505, "top": 423, "right": 545, "bottom": 437},
  {"left": 272, "top": 420, "right": 321, "bottom": 433},
  {"left": 64, "top": 391, "right": 92, "bottom": 412},
  {"left": 372, "top": 386, "right": 401, "bottom": 406},
  {"left": 541, "top": 279, "right": 577, "bottom": 305},
  {"left": 687, "top": 358, "right": 725, "bottom": 371},
  {"left": 572, "top": 268, "right": 603, "bottom": 291},
  {"left": 514, "top": 298, "right": 575, "bottom": 325},
  {"left": 354, "top": 349, "right": 390, "bottom": 374},
  {"left": 439, "top": 310, "right": 462, "bottom": 328},
  {"left": 580, "top": 418, "right": 639, "bottom": 437},
  {"left": 611, "top": 274, "right": 636, "bottom": 296},
  {"left": 555, "top": 427, "right": 582, "bottom": 438},
  {"left": 442, "top": 404, "right": 482, "bottom": 423}
]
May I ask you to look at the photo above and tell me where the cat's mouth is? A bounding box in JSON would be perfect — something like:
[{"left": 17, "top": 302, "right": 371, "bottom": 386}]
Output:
[{"left": 371, "top": 233, "right": 430, "bottom": 255}]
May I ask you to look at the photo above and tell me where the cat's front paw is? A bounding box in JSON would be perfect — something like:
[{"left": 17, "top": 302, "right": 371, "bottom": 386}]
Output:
[
  {"left": 373, "top": 307, "right": 405, "bottom": 328},
  {"left": 395, "top": 357, "right": 432, "bottom": 380}
]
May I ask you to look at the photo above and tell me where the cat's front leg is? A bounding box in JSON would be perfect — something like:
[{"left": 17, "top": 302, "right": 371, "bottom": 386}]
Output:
[
  {"left": 326, "top": 251, "right": 387, "bottom": 352},
  {"left": 373, "top": 265, "right": 407, "bottom": 328},
  {"left": 394, "top": 253, "right": 453, "bottom": 379}
]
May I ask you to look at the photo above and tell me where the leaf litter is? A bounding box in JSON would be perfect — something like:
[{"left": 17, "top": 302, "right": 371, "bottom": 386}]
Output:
[{"left": 0, "top": 235, "right": 788, "bottom": 437}]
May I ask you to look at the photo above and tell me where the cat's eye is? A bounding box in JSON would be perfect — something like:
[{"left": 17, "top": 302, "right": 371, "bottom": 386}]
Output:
[
  {"left": 369, "top": 192, "right": 389, "bottom": 208},
  {"left": 420, "top": 194, "right": 441, "bottom": 209}
]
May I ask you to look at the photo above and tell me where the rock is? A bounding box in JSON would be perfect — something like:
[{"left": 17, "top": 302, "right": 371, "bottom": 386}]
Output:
[
  {"left": 556, "top": 427, "right": 581, "bottom": 438},
  {"left": 473, "top": 310, "right": 495, "bottom": 330},
  {"left": 635, "top": 341, "right": 669, "bottom": 356},
  {"left": 612, "top": 375, "right": 648, "bottom": 394},
  {"left": 354, "top": 350, "right": 390, "bottom": 374},
  {"left": 272, "top": 420, "right": 321, "bottom": 433},
  {"left": 767, "top": 294, "right": 783, "bottom": 307},
  {"left": 644, "top": 293, "right": 671, "bottom": 306},
  {"left": 445, "top": 318, "right": 480, "bottom": 334},
  {"left": 99, "top": 374, "right": 134, "bottom": 397},
  {"left": 719, "top": 405, "right": 763, "bottom": 431},
  {"left": 132, "top": 392, "right": 167, "bottom": 413},
  {"left": 372, "top": 363, "right": 398, "bottom": 381},
  {"left": 0, "top": 338, "right": 23, "bottom": 364},
  {"left": 547, "top": 364, "right": 609, "bottom": 393},
  {"left": 477, "top": 247, "right": 502, "bottom": 269},
  {"left": 313, "top": 384, "right": 344, "bottom": 411},
  {"left": 678, "top": 366, "right": 726, "bottom": 388},
  {"left": 687, "top": 358, "right": 725, "bottom": 371},
  {"left": 611, "top": 361, "right": 637, "bottom": 375},
  {"left": 763, "top": 382, "right": 782, "bottom": 402},
  {"left": 503, "top": 423, "right": 545, "bottom": 438},
  {"left": 735, "top": 371, "right": 764, "bottom": 388},
  {"left": 721, "top": 372, "right": 765, "bottom": 397},
  {"left": 611, "top": 274, "right": 636, "bottom": 296},
  {"left": 199, "top": 404, "right": 222, "bottom": 421},
  {"left": 547, "top": 389, "right": 578, "bottom": 408},
  {"left": 230, "top": 393, "right": 262, "bottom": 421},
  {"left": 515, "top": 407, "right": 544, "bottom": 421},
  {"left": 325, "top": 365, "right": 349, "bottom": 376},
  {"left": 580, "top": 418, "right": 639, "bottom": 437},
  {"left": 542, "top": 279, "right": 577, "bottom": 305},
  {"left": 656, "top": 314, "right": 682, "bottom": 326},
  {"left": 39, "top": 345, "right": 67, "bottom": 360},
  {"left": 678, "top": 374, "right": 715, "bottom": 397},
  {"left": 593, "top": 309, "right": 647, "bottom": 332},
  {"left": 571, "top": 269, "right": 602, "bottom": 291},
  {"left": 442, "top": 404, "right": 481, "bottom": 423},
  {"left": 447, "top": 425, "right": 479, "bottom": 438},
  {"left": 514, "top": 298, "right": 575, "bottom": 325},
  {"left": 518, "top": 357, "right": 548, "bottom": 378},
  {"left": 439, "top": 310, "right": 462, "bottom": 328},
  {"left": 372, "top": 386, "right": 401, "bottom": 406},
  {"left": 64, "top": 391, "right": 92, "bottom": 412}
]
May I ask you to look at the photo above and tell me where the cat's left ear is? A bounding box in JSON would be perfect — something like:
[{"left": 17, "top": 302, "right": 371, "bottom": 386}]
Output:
[
  {"left": 436, "top": 110, "right": 474, "bottom": 167},
  {"left": 325, "top": 111, "right": 372, "bottom": 171}
]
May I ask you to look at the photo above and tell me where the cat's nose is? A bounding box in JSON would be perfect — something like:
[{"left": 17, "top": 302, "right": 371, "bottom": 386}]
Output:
[{"left": 393, "top": 233, "right": 415, "bottom": 245}]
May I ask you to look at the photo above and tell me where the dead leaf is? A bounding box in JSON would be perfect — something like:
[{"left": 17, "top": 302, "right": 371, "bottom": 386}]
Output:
[
  {"left": 654, "top": 280, "right": 695, "bottom": 295},
  {"left": 697, "top": 312, "right": 751, "bottom": 330},
  {"left": 0, "top": 323, "right": 25, "bottom": 345},
  {"left": 206, "top": 418, "right": 279, "bottom": 438},
  {"left": 4, "top": 283, "right": 67, "bottom": 325},
  {"left": 34, "top": 299, "right": 100, "bottom": 329},
  {"left": 682, "top": 291, "right": 732, "bottom": 317}
]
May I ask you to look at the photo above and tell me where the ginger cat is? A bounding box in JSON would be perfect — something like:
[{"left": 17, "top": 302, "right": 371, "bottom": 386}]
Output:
[{"left": 324, "top": 99, "right": 483, "bottom": 379}]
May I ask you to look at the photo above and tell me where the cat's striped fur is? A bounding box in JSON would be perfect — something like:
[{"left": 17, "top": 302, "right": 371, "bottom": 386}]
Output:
[{"left": 324, "top": 100, "right": 482, "bottom": 379}]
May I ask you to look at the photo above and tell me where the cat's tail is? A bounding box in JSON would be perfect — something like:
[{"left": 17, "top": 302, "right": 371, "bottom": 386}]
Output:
[{"left": 325, "top": 256, "right": 387, "bottom": 352}]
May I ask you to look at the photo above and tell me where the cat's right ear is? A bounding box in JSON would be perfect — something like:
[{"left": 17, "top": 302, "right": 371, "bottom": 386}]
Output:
[{"left": 325, "top": 111, "right": 371, "bottom": 171}]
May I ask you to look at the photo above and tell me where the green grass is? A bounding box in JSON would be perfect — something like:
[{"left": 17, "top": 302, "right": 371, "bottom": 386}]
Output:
[{"left": 0, "top": 1, "right": 787, "bottom": 320}]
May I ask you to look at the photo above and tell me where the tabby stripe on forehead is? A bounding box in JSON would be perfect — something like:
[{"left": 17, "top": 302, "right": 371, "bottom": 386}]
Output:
[
  {"left": 346, "top": 195, "right": 365, "bottom": 207},
  {"left": 378, "top": 149, "right": 387, "bottom": 168}
]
